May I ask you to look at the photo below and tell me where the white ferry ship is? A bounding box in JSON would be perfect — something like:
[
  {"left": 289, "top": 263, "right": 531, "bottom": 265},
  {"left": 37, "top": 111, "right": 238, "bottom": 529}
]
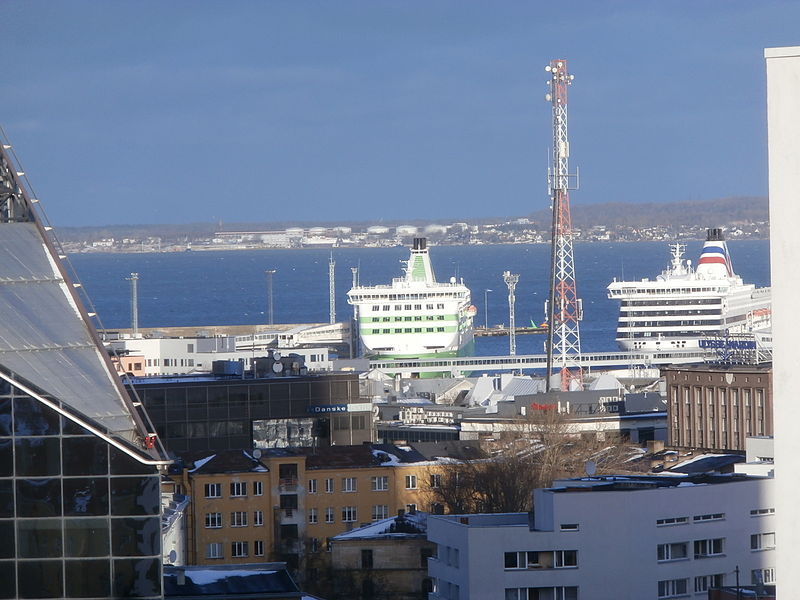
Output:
[
  {"left": 347, "top": 237, "right": 475, "bottom": 361},
  {"left": 607, "top": 228, "right": 771, "bottom": 352}
]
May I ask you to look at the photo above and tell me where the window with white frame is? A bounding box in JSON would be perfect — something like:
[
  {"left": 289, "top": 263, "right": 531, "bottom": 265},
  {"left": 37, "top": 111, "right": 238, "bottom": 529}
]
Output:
[
  {"left": 555, "top": 550, "right": 578, "bottom": 568},
  {"left": 254, "top": 540, "right": 264, "bottom": 556},
  {"left": 342, "top": 477, "right": 357, "bottom": 492},
  {"left": 206, "top": 542, "right": 223, "bottom": 559},
  {"left": 750, "top": 532, "right": 776, "bottom": 551},
  {"left": 656, "top": 516, "right": 689, "bottom": 526},
  {"left": 204, "top": 483, "right": 221, "bottom": 498},
  {"left": 230, "top": 482, "right": 247, "bottom": 497},
  {"left": 325, "top": 507, "right": 334, "bottom": 523},
  {"left": 694, "top": 574, "right": 723, "bottom": 593},
  {"left": 430, "top": 473, "right": 442, "bottom": 488},
  {"left": 254, "top": 510, "right": 264, "bottom": 526},
  {"left": 371, "top": 476, "right": 389, "bottom": 491},
  {"left": 253, "top": 481, "right": 263, "bottom": 496},
  {"left": 230, "top": 511, "right": 248, "bottom": 527},
  {"left": 406, "top": 503, "right": 417, "bottom": 513},
  {"left": 751, "top": 568, "right": 776, "bottom": 585},
  {"left": 750, "top": 507, "right": 775, "bottom": 517},
  {"left": 504, "top": 587, "right": 577, "bottom": 600},
  {"left": 657, "top": 542, "right": 688, "bottom": 562},
  {"left": 231, "top": 541, "right": 248, "bottom": 558},
  {"left": 405, "top": 474, "right": 418, "bottom": 489},
  {"left": 694, "top": 538, "right": 724, "bottom": 558},
  {"left": 308, "top": 479, "right": 317, "bottom": 494},
  {"left": 504, "top": 551, "right": 541, "bottom": 569},
  {"left": 325, "top": 478, "right": 334, "bottom": 493},
  {"left": 372, "top": 505, "right": 388, "bottom": 521},
  {"left": 309, "top": 508, "right": 318, "bottom": 524},
  {"left": 205, "top": 512, "right": 222, "bottom": 528},
  {"left": 658, "top": 579, "right": 688, "bottom": 598},
  {"left": 693, "top": 513, "right": 724, "bottom": 522},
  {"left": 342, "top": 506, "right": 357, "bottom": 522}
]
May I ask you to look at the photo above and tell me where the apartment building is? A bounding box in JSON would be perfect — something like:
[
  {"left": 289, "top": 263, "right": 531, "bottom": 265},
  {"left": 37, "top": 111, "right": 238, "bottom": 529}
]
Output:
[
  {"left": 173, "top": 444, "right": 453, "bottom": 582},
  {"left": 427, "top": 475, "right": 776, "bottom": 599},
  {"left": 663, "top": 364, "right": 772, "bottom": 451}
]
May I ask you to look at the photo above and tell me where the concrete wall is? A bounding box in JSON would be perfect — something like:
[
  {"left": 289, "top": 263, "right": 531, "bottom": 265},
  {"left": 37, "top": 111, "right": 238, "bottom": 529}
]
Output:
[{"left": 765, "top": 45, "right": 800, "bottom": 597}]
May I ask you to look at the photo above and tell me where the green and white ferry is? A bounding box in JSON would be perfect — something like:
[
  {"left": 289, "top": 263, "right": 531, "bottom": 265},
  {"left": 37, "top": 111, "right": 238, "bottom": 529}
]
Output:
[{"left": 347, "top": 237, "right": 476, "bottom": 365}]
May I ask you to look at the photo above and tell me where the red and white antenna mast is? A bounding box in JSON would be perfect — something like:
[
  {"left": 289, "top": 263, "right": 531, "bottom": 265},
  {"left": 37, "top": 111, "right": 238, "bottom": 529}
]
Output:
[{"left": 544, "top": 59, "right": 583, "bottom": 391}]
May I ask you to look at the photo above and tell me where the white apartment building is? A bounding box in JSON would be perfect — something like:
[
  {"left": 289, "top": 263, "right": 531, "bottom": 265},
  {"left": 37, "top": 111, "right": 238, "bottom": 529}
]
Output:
[
  {"left": 427, "top": 475, "right": 775, "bottom": 600},
  {"left": 110, "top": 336, "right": 330, "bottom": 376}
]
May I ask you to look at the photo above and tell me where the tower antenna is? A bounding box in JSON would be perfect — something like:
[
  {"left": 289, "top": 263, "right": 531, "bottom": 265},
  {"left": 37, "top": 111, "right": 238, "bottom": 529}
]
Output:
[
  {"left": 126, "top": 272, "right": 139, "bottom": 336},
  {"left": 544, "top": 59, "right": 583, "bottom": 391},
  {"left": 329, "top": 252, "right": 336, "bottom": 324}
]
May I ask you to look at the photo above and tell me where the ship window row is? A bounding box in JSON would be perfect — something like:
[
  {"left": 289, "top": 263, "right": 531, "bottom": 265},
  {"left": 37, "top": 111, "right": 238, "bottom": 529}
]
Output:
[
  {"left": 369, "top": 327, "right": 449, "bottom": 334},
  {"left": 620, "top": 309, "right": 721, "bottom": 317},
  {"left": 619, "top": 320, "right": 722, "bottom": 328},
  {"left": 352, "top": 292, "right": 466, "bottom": 302},
  {"left": 372, "top": 303, "right": 447, "bottom": 311},
  {"left": 620, "top": 299, "right": 721, "bottom": 307},
  {"left": 363, "top": 315, "right": 450, "bottom": 323},
  {"left": 623, "top": 331, "right": 717, "bottom": 339},
  {"left": 615, "top": 287, "right": 723, "bottom": 296}
]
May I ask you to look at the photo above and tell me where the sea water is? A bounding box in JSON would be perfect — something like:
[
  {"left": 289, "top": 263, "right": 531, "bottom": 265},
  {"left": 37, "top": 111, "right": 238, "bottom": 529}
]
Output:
[{"left": 68, "top": 240, "right": 770, "bottom": 356}]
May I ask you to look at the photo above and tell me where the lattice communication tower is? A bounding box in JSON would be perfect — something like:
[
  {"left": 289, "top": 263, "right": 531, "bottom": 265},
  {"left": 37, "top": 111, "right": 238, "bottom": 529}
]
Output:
[
  {"left": 503, "top": 271, "right": 520, "bottom": 355},
  {"left": 544, "top": 59, "right": 583, "bottom": 390}
]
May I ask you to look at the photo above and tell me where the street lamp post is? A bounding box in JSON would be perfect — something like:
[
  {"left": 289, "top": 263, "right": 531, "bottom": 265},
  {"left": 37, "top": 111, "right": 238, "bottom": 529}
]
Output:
[
  {"left": 265, "top": 269, "right": 277, "bottom": 325},
  {"left": 484, "top": 289, "right": 493, "bottom": 329}
]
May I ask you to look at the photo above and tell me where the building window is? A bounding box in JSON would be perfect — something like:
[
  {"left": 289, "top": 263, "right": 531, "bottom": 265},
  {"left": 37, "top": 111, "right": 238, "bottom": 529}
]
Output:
[
  {"left": 504, "top": 551, "right": 541, "bottom": 569},
  {"left": 656, "top": 516, "right": 688, "bottom": 526},
  {"left": 694, "top": 574, "right": 723, "bottom": 593},
  {"left": 406, "top": 503, "right": 417, "bottom": 513},
  {"left": 254, "top": 510, "right": 264, "bottom": 526},
  {"left": 750, "top": 532, "right": 776, "bottom": 551},
  {"left": 342, "top": 477, "right": 357, "bottom": 492},
  {"left": 657, "top": 542, "right": 688, "bottom": 562},
  {"left": 694, "top": 538, "right": 724, "bottom": 558},
  {"left": 559, "top": 523, "right": 579, "bottom": 531},
  {"left": 231, "top": 541, "right": 248, "bottom": 558},
  {"left": 253, "top": 481, "right": 263, "bottom": 496},
  {"left": 325, "top": 478, "right": 334, "bottom": 493},
  {"left": 254, "top": 540, "right": 264, "bottom": 556},
  {"left": 231, "top": 511, "right": 248, "bottom": 527},
  {"left": 205, "top": 512, "right": 222, "bottom": 528},
  {"left": 325, "top": 507, "right": 334, "bottom": 523},
  {"left": 206, "top": 543, "right": 223, "bottom": 559},
  {"left": 308, "top": 479, "right": 317, "bottom": 494},
  {"left": 371, "top": 476, "right": 389, "bottom": 491},
  {"left": 342, "top": 506, "right": 357, "bottom": 522},
  {"left": 230, "top": 482, "right": 247, "bottom": 497},
  {"left": 751, "top": 568, "right": 776, "bottom": 585},
  {"left": 505, "top": 587, "right": 577, "bottom": 600},
  {"left": 750, "top": 508, "right": 775, "bottom": 517},
  {"left": 658, "top": 579, "right": 688, "bottom": 598},
  {"left": 555, "top": 550, "right": 578, "bottom": 568},
  {"left": 430, "top": 474, "right": 442, "bottom": 488},
  {"left": 204, "top": 483, "right": 221, "bottom": 498},
  {"left": 309, "top": 508, "right": 318, "bottom": 524},
  {"left": 693, "top": 513, "right": 724, "bottom": 522},
  {"left": 361, "top": 549, "right": 374, "bottom": 569},
  {"left": 405, "top": 474, "right": 418, "bottom": 489},
  {"left": 372, "top": 505, "right": 388, "bottom": 521}
]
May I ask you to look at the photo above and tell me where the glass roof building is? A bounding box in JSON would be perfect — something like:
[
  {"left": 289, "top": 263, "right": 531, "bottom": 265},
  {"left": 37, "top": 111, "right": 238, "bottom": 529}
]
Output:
[{"left": 0, "top": 135, "right": 170, "bottom": 598}]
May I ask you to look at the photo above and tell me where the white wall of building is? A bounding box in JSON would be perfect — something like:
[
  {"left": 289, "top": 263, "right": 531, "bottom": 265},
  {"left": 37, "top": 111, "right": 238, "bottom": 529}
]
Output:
[
  {"left": 428, "top": 477, "right": 775, "bottom": 599},
  {"left": 765, "top": 45, "right": 800, "bottom": 597}
]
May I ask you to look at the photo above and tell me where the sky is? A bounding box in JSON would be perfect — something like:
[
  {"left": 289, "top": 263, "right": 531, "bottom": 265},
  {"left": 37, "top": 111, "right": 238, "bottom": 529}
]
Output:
[{"left": 1, "top": 1, "right": 798, "bottom": 227}]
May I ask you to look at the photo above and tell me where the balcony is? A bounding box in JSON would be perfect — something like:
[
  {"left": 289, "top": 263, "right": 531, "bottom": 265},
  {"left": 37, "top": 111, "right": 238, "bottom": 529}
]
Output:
[{"left": 279, "top": 478, "right": 298, "bottom": 493}]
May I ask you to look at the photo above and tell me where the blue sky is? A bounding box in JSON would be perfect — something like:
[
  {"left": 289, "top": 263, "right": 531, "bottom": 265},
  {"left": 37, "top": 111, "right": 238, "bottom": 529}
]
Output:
[{"left": 1, "top": 1, "right": 798, "bottom": 226}]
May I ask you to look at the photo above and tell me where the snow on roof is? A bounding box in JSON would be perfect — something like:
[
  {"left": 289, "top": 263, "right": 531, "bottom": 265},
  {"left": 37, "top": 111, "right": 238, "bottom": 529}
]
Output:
[
  {"left": 186, "top": 569, "right": 277, "bottom": 586},
  {"left": 188, "top": 454, "right": 216, "bottom": 473},
  {"left": 333, "top": 512, "right": 428, "bottom": 540}
]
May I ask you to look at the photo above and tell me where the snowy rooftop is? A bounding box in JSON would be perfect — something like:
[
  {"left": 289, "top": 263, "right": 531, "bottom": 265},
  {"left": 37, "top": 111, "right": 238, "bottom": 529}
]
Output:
[{"left": 333, "top": 511, "right": 428, "bottom": 540}]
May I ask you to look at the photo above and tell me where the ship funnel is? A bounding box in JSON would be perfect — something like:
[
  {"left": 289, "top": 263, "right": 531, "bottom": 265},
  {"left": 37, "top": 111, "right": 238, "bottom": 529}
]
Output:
[
  {"left": 697, "top": 227, "right": 733, "bottom": 279},
  {"left": 706, "top": 228, "right": 724, "bottom": 242},
  {"left": 412, "top": 237, "right": 427, "bottom": 250}
]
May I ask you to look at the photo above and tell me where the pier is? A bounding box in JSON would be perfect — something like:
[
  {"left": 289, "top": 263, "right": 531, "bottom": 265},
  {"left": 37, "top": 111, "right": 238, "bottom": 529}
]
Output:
[{"left": 474, "top": 325, "right": 547, "bottom": 337}]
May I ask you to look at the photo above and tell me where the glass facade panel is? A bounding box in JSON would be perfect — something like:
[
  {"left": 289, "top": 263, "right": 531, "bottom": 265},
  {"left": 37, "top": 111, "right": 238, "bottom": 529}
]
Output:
[
  {"left": 0, "top": 561, "right": 14, "bottom": 598},
  {"left": 65, "top": 518, "right": 111, "bottom": 557},
  {"left": 62, "top": 436, "right": 109, "bottom": 475},
  {"left": 17, "top": 518, "right": 63, "bottom": 558},
  {"left": 0, "top": 441, "right": 11, "bottom": 477},
  {"left": 0, "top": 398, "right": 11, "bottom": 436},
  {"left": 113, "top": 557, "right": 160, "bottom": 597},
  {"left": 15, "top": 438, "right": 61, "bottom": 476},
  {"left": 18, "top": 560, "right": 63, "bottom": 598},
  {"left": 0, "top": 521, "right": 14, "bottom": 558},
  {"left": 111, "top": 476, "right": 160, "bottom": 516},
  {"left": 65, "top": 558, "right": 111, "bottom": 598},
  {"left": 13, "top": 397, "right": 60, "bottom": 436},
  {"left": 112, "top": 517, "right": 161, "bottom": 557},
  {"left": 64, "top": 477, "right": 109, "bottom": 516},
  {"left": 17, "top": 478, "right": 62, "bottom": 517}
]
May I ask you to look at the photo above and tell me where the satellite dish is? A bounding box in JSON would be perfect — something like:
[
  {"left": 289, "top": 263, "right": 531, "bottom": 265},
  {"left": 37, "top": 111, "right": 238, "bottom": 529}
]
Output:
[
  {"left": 272, "top": 351, "right": 282, "bottom": 360},
  {"left": 253, "top": 449, "right": 262, "bottom": 459},
  {"left": 272, "top": 362, "right": 283, "bottom": 373},
  {"left": 585, "top": 460, "right": 597, "bottom": 477}
]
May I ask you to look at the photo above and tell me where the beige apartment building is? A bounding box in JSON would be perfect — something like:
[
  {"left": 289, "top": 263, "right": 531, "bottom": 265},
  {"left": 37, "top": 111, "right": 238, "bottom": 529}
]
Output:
[{"left": 663, "top": 364, "right": 772, "bottom": 451}]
